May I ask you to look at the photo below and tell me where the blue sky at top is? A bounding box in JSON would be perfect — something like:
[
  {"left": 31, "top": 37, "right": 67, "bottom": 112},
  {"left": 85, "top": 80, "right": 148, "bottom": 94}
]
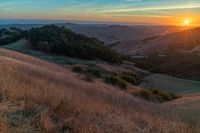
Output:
[{"left": 0, "top": 0, "right": 199, "bottom": 25}]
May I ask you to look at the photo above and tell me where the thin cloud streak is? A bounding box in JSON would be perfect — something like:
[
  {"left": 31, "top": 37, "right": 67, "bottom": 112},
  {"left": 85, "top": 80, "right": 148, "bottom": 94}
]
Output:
[{"left": 98, "top": 4, "right": 200, "bottom": 13}]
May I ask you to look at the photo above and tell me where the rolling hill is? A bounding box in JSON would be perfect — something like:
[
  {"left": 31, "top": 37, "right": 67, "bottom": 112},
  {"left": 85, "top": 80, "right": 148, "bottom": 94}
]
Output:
[{"left": 113, "top": 27, "right": 200, "bottom": 55}]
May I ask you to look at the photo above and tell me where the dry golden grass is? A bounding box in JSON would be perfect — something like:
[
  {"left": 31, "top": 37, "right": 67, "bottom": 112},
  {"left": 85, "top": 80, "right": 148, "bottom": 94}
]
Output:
[{"left": 0, "top": 48, "right": 199, "bottom": 133}]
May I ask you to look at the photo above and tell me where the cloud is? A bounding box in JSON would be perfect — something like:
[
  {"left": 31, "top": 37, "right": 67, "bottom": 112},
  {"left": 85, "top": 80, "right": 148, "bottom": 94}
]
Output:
[{"left": 98, "top": 4, "right": 200, "bottom": 13}]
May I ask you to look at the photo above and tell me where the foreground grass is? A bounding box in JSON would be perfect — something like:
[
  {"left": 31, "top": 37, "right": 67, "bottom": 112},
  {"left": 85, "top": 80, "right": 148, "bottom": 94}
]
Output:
[
  {"left": 0, "top": 99, "right": 68, "bottom": 133},
  {"left": 0, "top": 48, "right": 199, "bottom": 133}
]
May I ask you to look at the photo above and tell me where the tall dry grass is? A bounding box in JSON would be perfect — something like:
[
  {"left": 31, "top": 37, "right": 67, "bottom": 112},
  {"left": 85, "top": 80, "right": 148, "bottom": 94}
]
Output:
[{"left": 0, "top": 48, "right": 199, "bottom": 133}]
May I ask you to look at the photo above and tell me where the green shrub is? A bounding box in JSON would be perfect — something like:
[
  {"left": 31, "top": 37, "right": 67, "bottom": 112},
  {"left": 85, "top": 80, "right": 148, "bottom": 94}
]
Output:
[
  {"left": 72, "top": 65, "right": 85, "bottom": 73},
  {"left": 119, "top": 71, "right": 143, "bottom": 85},
  {"left": 86, "top": 67, "right": 102, "bottom": 78},
  {"left": 104, "top": 75, "right": 128, "bottom": 90},
  {"left": 82, "top": 73, "right": 95, "bottom": 82},
  {"left": 120, "top": 75, "right": 137, "bottom": 85},
  {"left": 134, "top": 89, "right": 180, "bottom": 103}
]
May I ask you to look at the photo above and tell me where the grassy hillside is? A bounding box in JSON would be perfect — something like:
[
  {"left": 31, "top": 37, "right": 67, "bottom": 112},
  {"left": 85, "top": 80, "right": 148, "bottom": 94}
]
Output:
[
  {"left": 141, "top": 74, "right": 200, "bottom": 94},
  {"left": 167, "top": 94, "right": 200, "bottom": 128},
  {"left": 3, "top": 40, "right": 200, "bottom": 94},
  {"left": 0, "top": 48, "right": 199, "bottom": 133},
  {"left": 1, "top": 39, "right": 93, "bottom": 65}
]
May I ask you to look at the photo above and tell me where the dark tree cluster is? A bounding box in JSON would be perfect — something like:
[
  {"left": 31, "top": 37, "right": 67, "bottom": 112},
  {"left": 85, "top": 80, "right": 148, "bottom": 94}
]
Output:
[
  {"left": 28, "top": 25, "right": 123, "bottom": 63},
  {"left": 0, "top": 27, "right": 26, "bottom": 45}
]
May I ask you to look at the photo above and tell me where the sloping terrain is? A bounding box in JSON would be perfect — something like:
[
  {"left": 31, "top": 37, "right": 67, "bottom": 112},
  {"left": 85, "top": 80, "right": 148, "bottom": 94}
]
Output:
[
  {"left": 141, "top": 74, "right": 200, "bottom": 94},
  {"left": 113, "top": 27, "right": 200, "bottom": 55},
  {"left": 166, "top": 93, "right": 200, "bottom": 128},
  {"left": 0, "top": 48, "right": 199, "bottom": 133},
  {"left": 132, "top": 53, "right": 200, "bottom": 81}
]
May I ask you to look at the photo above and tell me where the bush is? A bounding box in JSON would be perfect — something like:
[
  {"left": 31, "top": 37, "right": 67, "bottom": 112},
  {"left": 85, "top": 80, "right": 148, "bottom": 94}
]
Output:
[
  {"left": 104, "top": 75, "right": 128, "bottom": 90},
  {"left": 72, "top": 65, "right": 85, "bottom": 73},
  {"left": 134, "top": 89, "right": 180, "bottom": 103},
  {"left": 82, "top": 73, "right": 95, "bottom": 82},
  {"left": 119, "top": 71, "right": 143, "bottom": 85},
  {"left": 86, "top": 67, "right": 102, "bottom": 78},
  {"left": 120, "top": 75, "right": 137, "bottom": 85},
  {"left": 72, "top": 65, "right": 109, "bottom": 78}
]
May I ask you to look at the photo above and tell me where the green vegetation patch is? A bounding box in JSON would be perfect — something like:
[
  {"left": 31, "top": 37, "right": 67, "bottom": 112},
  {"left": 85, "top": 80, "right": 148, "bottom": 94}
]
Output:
[
  {"left": 119, "top": 71, "right": 144, "bottom": 85},
  {"left": 134, "top": 89, "right": 181, "bottom": 103},
  {"left": 72, "top": 64, "right": 113, "bottom": 77},
  {"left": 104, "top": 75, "right": 128, "bottom": 90},
  {"left": 72, "top": 65, "right": 128, "bottom": 89}
]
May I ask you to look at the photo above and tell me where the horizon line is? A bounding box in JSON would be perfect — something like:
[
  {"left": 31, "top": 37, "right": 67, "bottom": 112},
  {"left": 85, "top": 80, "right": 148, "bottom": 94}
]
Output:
[{"left": 0, "top": 18, "right": 197, "bottom": 27}]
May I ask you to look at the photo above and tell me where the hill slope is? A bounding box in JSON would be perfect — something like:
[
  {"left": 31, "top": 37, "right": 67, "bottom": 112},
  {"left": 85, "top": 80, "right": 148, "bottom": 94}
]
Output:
[
  {"left": 0, "top": 48, "right": 199, "bottom": 133},
  {"left": 113, "top": 27, "right": 200, "bottom": 55}
]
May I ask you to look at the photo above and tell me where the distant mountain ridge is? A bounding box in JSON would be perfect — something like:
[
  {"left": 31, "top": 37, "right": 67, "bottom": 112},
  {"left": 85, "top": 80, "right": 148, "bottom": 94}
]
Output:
[
  {"left": 64, "top": 24, "right": 186, "bottom": 44},
  {"left": 0, "top": 23, "right": 187, "bottom": 44}
]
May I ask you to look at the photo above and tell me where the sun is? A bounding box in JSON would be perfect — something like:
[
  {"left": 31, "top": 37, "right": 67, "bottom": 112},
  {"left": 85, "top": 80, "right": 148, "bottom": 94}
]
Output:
[{"left": 183, "top": 19, "right": 191, "bottom": 26}]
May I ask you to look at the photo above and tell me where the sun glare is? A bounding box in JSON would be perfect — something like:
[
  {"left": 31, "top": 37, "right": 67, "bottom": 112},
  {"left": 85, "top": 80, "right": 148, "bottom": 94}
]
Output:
[{"left": 183, "top": 19, "right": 191, "bottom": 26}]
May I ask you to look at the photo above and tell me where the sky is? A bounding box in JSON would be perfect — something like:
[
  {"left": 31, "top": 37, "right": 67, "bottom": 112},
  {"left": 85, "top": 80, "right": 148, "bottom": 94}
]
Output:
[{"left": 0, "top": 0, "right": 200, "bottom": 25}]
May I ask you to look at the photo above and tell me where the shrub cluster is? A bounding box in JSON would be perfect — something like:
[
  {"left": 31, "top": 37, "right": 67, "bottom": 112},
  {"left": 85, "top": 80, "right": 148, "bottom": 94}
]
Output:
[
  {"left": 72, "top": 65, "right": 128, "bottom": 90},
  {"left": 28, "top": 25, "right": 123, "bottom": 63},
  {"left": 104, "top": 75, "right": 128, "bottom": 90},
  {"left": 72, "top": 64, "right": 110, "bottom": 78},
  {"left": 134, "top": 89, "right": 180, "bottom": 103},
  {"left": 119, "top": 71, "right": 143, "bottom": 85},
  {"left": 72, "top": 65, "right": 86, "bottom": 73}
]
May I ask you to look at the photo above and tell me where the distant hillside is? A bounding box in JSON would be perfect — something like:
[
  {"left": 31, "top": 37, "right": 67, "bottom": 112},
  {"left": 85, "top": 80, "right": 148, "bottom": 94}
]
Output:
[
  {"left": 65, "top": 24, "right": 186, "bottom": 44},
  {"left": 113, "top": 27, "right": 200, "bottom": 55}
]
